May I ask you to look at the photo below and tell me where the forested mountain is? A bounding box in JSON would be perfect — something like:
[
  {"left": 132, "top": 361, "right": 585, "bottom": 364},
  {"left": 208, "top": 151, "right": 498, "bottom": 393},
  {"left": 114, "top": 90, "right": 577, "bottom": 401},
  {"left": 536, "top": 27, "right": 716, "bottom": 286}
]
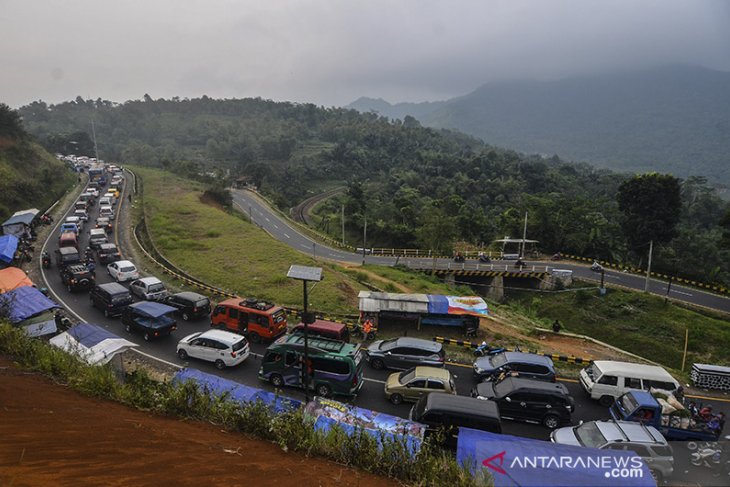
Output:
[
  {"left": 0, "top": 104, "right": 75, "bottom": 222},
  {"left": 348, "top": 65, "right": 730, "bottom": 186},
  {"left": 16, "top": 96, "right": 730, "bottom": 285}
]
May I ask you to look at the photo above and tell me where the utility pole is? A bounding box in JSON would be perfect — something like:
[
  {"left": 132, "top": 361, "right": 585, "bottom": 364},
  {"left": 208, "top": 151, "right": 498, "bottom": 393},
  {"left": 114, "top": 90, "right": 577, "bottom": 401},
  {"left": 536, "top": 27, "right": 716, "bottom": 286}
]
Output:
[
  {"left": 362, "top": 215, "right": 367, "bottom": 266},
  {"left": 644, "top": 240, "right": 653, "bottom": 292},
  {"left": 90, "top": 118, "right": 100, "bottom": 162},
  {"left": 520, "top": 211, "right": 528, "bottom": 258},
  {"left": 249, "top": 205, "right": 253, "bottom": 224},
  {"left": 341, "top": 204, "right": 345, "bottom": 246}
]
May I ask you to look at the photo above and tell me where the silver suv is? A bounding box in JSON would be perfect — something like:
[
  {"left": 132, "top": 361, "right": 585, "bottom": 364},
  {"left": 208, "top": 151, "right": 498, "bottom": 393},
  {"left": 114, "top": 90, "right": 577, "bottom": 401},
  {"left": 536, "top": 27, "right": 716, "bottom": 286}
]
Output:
[
  {"left": 366, "top": 337, "right": 445, "bottom": 370},
  {"left": 551, "top": 420, "right": 674, "bottom": 483}
]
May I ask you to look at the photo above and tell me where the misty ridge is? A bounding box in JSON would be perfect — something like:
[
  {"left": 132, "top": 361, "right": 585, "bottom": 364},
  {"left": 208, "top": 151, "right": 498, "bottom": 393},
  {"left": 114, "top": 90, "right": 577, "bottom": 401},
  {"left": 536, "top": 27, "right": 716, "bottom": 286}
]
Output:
[{"left": 348, "top": 65, "right": 730, "bottom": 187}]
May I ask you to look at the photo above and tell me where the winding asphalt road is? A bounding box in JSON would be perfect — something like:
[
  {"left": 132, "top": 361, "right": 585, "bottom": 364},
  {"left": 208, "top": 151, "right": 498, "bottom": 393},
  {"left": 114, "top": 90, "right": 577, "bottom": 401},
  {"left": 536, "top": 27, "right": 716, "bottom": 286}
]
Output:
[
  {"left": 38, "top": 176, "right": 729, "bottom": 486},
  {"left": 232, "top": 189, "right": 730, "bottom": 315}
]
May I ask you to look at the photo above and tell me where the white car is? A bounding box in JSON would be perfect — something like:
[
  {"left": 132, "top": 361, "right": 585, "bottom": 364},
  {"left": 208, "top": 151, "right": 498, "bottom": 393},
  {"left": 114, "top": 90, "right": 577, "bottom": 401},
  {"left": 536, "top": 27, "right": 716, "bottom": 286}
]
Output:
[
  {"left": 107, "top": 260, "right": 139, "bottom": 282},
  {"left": 177, "top": 329, "right": 250, "bottom": 369},
  {"left": 73, "top": 209, "right": 89, "bottom": 222},
  {"left": 129, "top": 277, "right": 168, "bottom": 301},
  {"left": 65, "top": 216, "right": 83, "bottom": 229}
]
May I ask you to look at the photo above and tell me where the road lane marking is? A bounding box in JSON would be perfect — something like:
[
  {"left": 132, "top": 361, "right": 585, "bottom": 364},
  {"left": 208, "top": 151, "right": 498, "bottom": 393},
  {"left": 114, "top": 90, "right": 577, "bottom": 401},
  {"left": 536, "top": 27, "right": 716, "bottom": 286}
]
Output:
[
  {"left": 363, "top": 377, "right": 385, "bottom": 384},
  {"left": 672, "top": 290, "right": 693, "bottom": 297},
  {"left": 283, "top": 233, "right": 291, "bottom": 239},
  {"left": 273, "top": 224, "right": 279, "bottom": 229}
]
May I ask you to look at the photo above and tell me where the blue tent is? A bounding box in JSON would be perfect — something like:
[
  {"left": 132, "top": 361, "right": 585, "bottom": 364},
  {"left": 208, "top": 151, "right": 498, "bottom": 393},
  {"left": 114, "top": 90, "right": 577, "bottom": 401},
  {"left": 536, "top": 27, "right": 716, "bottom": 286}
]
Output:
[
  {"left": 456, "top": 428, "right": 656, "bottom": 487},
  {"left": 172, "top": 368, "right": 301, "bottom": 414},
  {"left": 0, "top": 235, "right": 18, "bottom": 264},
  {"left": 129, "top": 301, "right": 177, "bottom": 317},
  {"left": 303, "top": 397, "right": 425, "bottom": 456},
  {"left": 0, "top": 285, "right": 60, "bottom": 323}
]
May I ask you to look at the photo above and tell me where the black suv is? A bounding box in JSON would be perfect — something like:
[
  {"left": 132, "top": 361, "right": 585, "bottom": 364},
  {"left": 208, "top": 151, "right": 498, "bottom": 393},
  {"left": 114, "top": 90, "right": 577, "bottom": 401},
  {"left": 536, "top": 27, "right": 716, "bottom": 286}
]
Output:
[
  {"left": 59, "top": 264, "right": 94, "bottom": 292},
  {"left": 55, "top": 247, "right": 81, "bottom": 268},
  {"left": 164, "top": 292, "right": 211, "bottom": 321},
  {"left": 89, "top": 282, "right": 133, "bottom": 318},
  {"left": 97, "top": 243, "right": 121, "bottom": 264},
  {"left": 472, "top": 377, "right": 574, "bottom": 429}
]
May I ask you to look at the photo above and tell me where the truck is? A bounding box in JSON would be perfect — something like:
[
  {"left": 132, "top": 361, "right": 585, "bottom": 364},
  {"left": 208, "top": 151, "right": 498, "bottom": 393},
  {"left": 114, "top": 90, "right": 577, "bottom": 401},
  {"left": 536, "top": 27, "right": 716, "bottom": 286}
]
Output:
[{"left": 609, "top": 390, "right": 720, "bottom": 442}]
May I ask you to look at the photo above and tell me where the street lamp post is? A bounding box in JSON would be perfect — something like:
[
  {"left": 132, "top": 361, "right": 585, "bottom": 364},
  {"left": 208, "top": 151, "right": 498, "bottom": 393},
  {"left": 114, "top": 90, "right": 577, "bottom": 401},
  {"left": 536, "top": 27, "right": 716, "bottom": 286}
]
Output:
[{"left": 286, "top": 265, "right": 323, "bottom": 403}]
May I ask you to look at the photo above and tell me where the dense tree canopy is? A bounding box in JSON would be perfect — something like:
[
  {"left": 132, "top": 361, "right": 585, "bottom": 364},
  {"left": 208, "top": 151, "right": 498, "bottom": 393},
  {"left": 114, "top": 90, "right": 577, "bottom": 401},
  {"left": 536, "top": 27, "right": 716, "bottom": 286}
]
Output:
[{"left": 16, "top": 96, "right": 730, "bottom": 285}]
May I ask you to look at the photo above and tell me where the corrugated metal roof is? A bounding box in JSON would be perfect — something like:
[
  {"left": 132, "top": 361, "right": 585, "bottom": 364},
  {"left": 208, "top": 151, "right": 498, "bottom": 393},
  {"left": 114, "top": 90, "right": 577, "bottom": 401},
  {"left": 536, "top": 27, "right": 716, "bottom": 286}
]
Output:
[{"left": 358, "top": 291, "right": 430, "bottom": 313}]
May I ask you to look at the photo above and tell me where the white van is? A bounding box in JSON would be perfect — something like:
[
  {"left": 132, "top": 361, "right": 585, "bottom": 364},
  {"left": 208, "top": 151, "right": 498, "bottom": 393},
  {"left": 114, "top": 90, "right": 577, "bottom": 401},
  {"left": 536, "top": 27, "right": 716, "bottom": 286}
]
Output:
[
  {"left": 579, "top": 360, "right": 679, "bottom": 407},
  {"left": 99, "top": 205, "right": 115, "bottom": 221},
  {"left": 99, "top": 197, "right": 111, "bottom": 207}
]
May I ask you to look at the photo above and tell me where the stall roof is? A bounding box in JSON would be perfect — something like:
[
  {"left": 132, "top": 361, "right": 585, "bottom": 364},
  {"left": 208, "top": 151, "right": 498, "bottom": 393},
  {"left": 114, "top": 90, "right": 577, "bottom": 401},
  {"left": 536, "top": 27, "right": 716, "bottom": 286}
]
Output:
[
  {"left": 2, "top": 210, "right": 38, "bottom": 227},
  {"left": 50, "top": 323, "right": 138, "bottom": 365},
  {"left": 358, "top": 291, "right": 488, "bottom": 317},
  {"left": 0, "top": 267, "right": 34, "bottom": 293},
  {"left": 0, "top": 235, "right": 18, "bottom": 264},
  {"left": 0, "top": 285, "right": 59, "bottom": 323}
]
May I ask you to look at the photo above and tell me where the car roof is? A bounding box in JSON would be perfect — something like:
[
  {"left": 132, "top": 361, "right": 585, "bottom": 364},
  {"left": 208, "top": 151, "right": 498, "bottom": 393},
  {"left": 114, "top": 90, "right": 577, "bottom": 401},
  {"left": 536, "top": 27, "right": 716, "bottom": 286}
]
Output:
[
  {"left": 98, "top": 282, "right": 128, "bottom": 293},
  {"left": 99, "top": 243, "right": 117, "bottom": 250},
  {"left": 90, "top": 228, "right": 106, "bottom": 235},
  {"left": 413, "top": 366, "right": 451, "bottom": 380},
  {"left": 129, "top": 301, "right": 177, "bottom": 317},
  {"left": 591, "top": 361, "right": 677, "bottom": 384},
  {"left": 135, "top": 277, "right": 162, "bottom": 285},
  {"left": 58, "top": 246, "right": 78, "bottom": 254},
  {"left": 199, "top": 329, "right": 245, "bottom": 344},
  {"left": 496, "top": 377, "right": 568, "bottom": 394},
  {"left": 174, "top": 291, "right": 208, "bottom": 301},
  {"left": 424, "top": 393, "right": 500, "bottom": 416},
  {"left": 391, "top": 337, "right": 442, "bottom": 352},
  {"left": 596, "top": 421, "right": 667, "bottom": 445},
  {"left": 502, "top": 351, "right": 555, "bottom": 366},
  {"left": 67, "top": 264, "right": 90, "bottom": 273}
]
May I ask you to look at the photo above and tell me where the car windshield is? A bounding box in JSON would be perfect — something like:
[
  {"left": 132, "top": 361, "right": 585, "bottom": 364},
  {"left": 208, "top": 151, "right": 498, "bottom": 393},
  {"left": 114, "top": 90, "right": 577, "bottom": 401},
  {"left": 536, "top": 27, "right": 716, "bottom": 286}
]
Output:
[
  {"left": 490, "top": 354, "right": 508, "bottom": 367},
  {"left": 620, "top": 393, "right": 640, "bottom": 413},
  {"left": 585, "top": 363, "right": 600, "bottom": 380},
  {"left": 195, "top": 299, "right": 209, "bottom": 308},
  {"left": 272, "top": 309, "right": 286, "bottom": 324},
  {"left": 111, "top": 294, "right": 130, "bottom": 304},
  {"left": 379, "top": 339, "right": 397, "bottom": 351},
  {"left": 232, "top": 339, "right": 247, "bottom": 351},
  {"left": 398, "top": 368, "right": 416, "bottom": 384},
  {"left": 148, "top": 283, "right": 165, "bottom": 292},
  {"left": 574, "top": 422, "right": 607, "bottom": 448},
  {"left": 120, "top": 266, "right": 135, "bottom": 273}
]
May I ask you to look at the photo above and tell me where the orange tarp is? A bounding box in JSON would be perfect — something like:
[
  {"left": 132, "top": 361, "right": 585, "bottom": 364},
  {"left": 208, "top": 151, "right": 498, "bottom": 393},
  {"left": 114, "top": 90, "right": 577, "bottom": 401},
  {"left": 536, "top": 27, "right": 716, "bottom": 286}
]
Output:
[{"left": 0, "top": 267, "right": 34, "bottom": 294}]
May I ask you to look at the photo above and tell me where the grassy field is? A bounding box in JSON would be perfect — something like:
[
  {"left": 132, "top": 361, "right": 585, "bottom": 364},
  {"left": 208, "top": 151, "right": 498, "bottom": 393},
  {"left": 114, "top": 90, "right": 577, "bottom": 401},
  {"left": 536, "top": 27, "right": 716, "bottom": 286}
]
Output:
[
  {"left": 133, "top": 167, "right": 458, "bottom": 316},
  {"left": 507, "top": 287, "right": 730, "bottom": 371}
]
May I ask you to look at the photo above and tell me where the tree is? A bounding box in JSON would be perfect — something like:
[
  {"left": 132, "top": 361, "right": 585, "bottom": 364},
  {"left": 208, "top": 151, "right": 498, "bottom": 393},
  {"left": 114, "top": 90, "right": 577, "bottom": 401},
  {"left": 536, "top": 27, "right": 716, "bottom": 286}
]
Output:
[
  {"left": 0, "top": 103, "right": 26, "bottom": 139},
  {"left": 416, "top": 204, "right": 456, "bottom": 255},
  {"left": 617, "top": 173, "right": 681, "bottom": 250}
]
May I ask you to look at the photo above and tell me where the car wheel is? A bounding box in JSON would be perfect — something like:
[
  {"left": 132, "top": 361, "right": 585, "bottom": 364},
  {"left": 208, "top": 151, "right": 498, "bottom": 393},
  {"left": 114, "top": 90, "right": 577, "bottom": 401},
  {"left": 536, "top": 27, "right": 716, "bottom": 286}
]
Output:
[
  {"left": 143, "top": 332, "right": 151, "bottom": 342},
  {"left": 390, "top": 393, "right": 403, "bottom": 405},
  {"left": 182, "top": 312, "right": 190, "bottom": 321},
  {"left": 248, "top": 332, "right": 261, "bottom": 344},
  {"left": 177, "top": 349, "right": 188, "bottom": 360},
  {"left": 370, "top": 358, "right": 385, "bottom": 370},
  {"left": 316, "top": 383, "right": 331, "bottom": 397},
  {"left": 125, "top": 324, "right": 132, "bottom": 333},
  {"left": 214, "top": 359, "right": 226, "bottom": 370},
  {"left": 598, "top": 395, "right": 614, "bottom": 407},
  {"left": 686, "top": 441, "right": 699, "bottom": 451},
  {"left": 649, "top": 469, "right": 662, "bottom": 483},
  {"left": 542, "top": 414, "right": 560, "bottom": 429},
  {"left": 270, "top": 373, "right": 284, "bottom": 388}
]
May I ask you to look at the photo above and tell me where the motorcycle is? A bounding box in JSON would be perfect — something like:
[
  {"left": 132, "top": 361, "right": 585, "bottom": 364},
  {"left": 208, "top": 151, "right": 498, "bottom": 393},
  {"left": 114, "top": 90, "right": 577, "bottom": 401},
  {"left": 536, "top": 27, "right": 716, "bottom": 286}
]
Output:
[
  {"left": 473, "top": 341, "right": 506, "bottom": 357},
  {"left": 551, "top": 253, "right": 562, "bottom": 261},
  {"left": 590, "top": 261, "right": 603, "bottom": 272},
  {"left": 41, "top": 251, "right": 51, "bottom": 269},
  {"left": 478, "top": 253, "right": 491, "bottom": 263},
  {"left": 691, "top": 443, "right": 723, "bottom": 468},
  {"left": 454, "top": 253, "right": 465, "bottom": 263}
]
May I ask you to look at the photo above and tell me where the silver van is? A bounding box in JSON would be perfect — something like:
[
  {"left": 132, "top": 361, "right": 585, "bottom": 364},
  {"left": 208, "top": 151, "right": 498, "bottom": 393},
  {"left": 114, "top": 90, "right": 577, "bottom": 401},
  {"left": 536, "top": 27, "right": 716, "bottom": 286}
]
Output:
[{"left": 579, "top": 360, "right": 679, "bottom": 407}]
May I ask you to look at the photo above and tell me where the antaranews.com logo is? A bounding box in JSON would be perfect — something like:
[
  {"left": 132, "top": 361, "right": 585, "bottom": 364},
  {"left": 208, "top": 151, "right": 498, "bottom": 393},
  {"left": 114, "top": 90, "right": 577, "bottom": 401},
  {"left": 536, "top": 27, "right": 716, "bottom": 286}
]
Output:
[{"left": 483, "top": 451, "right": 646, "bottom": 479}]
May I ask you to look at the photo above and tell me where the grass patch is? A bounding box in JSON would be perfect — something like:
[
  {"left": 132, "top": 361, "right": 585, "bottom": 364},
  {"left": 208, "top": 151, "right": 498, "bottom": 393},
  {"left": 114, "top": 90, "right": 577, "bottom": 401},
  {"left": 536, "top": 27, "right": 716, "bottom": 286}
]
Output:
[
  {"left": 506, "top": 286, "right": 730, "bottom": 370},
  {"left": 133, "top": 166, "right": 367, "bottom": 315}
]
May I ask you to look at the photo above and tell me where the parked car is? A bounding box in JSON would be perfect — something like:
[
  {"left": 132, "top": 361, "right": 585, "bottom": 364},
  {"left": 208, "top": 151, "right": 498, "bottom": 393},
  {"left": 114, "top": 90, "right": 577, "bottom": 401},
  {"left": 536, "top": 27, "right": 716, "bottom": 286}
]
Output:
[
  {"left": 366, "top": 337, "right": 445, "bottom": 370},
  {"left": 107, "top": 260, "right": 139, "bottom": 282},
  {"left": 551, "top": 420, "right": 674, "bottom": 483},
  {"left": 55, "top": 246, "right": 81, "bottom": 268},
  {"left": 211, "top": 297, "right": 288, "bottom": 343},
  {"left": 89, "top": 282, "right": 133, "bottom": 318},
  {"left": 99, "top": 205, "right": 114, "bottom": 220},
  {"left": 384, "top": 366, "right": 457, "bottom": 404},
  {"left": 95, "top": 216, "right": 113, "bottom": 234},
  {"left": 97, "top": 243, "right": 121, "bottom": 264},
  {"left": 121, "top": 301, "right": 177, "bottom": 341},
  {"left": 129, "top": 277, "right": 168, "bottom": 301},
  {"left": 58, "top": 232, "right": 79, "bottom": 251},
  {"left": 65, "top": 216, "right": 83, "bottom": 230},
  {"left": 473, "top": 351, "right": 557, "bottom": 382},
  {"left": 290, "top": 319, "right": 350, "bottom": 343},
  {"left": 579, "top": 360, "right": 680, "bottom": 407},
  {"left": 177, "top": 329, "right": 250, "bottom": 369},
  {"left": 59, "top": 263, "right": 95, "bottom": 292},
  {"left": 59, "top": 222, "right": 79, "bottom": 235},
  {"left": 164, "top": 291, "right": 211, "bottom": 321},
  {"left": 73, "top": 208, "right": 88, "bottom": 222},
  {"left": 88, "top": 228, "right": 108, "bottom": 249},
  {"left": 472, "top": 377, "right": 574, "bottom": 429}
]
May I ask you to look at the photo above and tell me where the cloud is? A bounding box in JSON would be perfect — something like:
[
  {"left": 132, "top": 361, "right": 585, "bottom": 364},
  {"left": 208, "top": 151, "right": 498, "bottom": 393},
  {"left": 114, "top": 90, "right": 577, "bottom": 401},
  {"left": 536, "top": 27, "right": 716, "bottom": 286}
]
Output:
[{"left": 1, "top": 0, "right": 728, "bottom": 107}]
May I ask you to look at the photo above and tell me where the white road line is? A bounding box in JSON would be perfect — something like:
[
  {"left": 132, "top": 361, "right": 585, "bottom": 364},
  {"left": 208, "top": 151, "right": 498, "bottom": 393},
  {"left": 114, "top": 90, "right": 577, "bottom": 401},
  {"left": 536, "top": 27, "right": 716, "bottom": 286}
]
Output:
[
  {"left": 273, "top": 224, "right": 279, "bottom": 229},
  {"left": 363, "top": 377, "right": 386, "bottom": 384},
  {"left": 300, "top": 244, "right": 310, "bottom": 249},
  {"left": 283, "top": 233, "right": 291, "bottom": 239},
  {"left": 672, "top": 290, "right": 693, "bottom": 297},
  {"left": 265, "top": 217, "right": 270, "bottom": 222}
]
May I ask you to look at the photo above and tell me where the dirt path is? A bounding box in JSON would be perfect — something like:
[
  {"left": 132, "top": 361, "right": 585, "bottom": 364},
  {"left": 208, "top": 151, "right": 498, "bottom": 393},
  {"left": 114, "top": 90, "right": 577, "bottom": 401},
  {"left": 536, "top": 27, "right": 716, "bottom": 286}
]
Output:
[{"left": 0, "top": 358, "right": 392, "bottom": 487}]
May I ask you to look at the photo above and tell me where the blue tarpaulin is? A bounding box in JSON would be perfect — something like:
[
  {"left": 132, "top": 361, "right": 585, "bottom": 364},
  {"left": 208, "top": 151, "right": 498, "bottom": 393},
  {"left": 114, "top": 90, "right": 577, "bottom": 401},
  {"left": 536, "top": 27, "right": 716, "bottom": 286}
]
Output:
[
  {"left": 172, "top": 368, "right": 301, "bottom": 414},
  {"left": 456, "top": 428, "right": 656, "bottom": 487},
  {"left": 303, "top": 397, "right": 425, "bottom": 455},
  {"left": 0, "top": 285, "right": 59, "bottom": 323},
  {"left": 1, "top": 212, "right": 36, "bottom": 227},
  {"left": 0, "top": 235, "right": 18, "bottom": 264}
]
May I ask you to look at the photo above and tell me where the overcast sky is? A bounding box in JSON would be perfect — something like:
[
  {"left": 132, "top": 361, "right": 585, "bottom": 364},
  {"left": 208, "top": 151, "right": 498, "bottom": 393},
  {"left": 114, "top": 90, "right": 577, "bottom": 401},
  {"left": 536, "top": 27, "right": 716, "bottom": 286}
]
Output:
[{"left": 2, "top": 0, "right": 729, "bottom": 108}]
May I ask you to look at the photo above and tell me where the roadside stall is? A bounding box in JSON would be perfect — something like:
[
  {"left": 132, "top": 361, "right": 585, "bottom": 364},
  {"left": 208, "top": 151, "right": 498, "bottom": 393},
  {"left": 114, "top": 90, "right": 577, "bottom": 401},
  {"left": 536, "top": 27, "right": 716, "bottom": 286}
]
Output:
[
  {"left": 0, "top": 234, "right": 19, "bottom": 267},
  {"left": 50, "top": 323, "right": 138, "bottom": 365},
  {"left": 0, "top": 285, "right": 61, "bottom": 337},
  {"left": 358, "top": 291, "right": 488, "bottom": 336},
  {"left": 0, "top": 266, "right": 34, "bottom": 293},
  {"left": 1, "top": 208, "right": 39, "bottom": 237}
]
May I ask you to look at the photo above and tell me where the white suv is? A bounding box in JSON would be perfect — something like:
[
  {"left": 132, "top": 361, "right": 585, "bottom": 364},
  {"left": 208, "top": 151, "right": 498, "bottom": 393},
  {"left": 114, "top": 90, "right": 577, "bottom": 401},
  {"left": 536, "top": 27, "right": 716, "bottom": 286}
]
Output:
[{"left": 177, "top": 330, "right": 250, "bottom": 369}]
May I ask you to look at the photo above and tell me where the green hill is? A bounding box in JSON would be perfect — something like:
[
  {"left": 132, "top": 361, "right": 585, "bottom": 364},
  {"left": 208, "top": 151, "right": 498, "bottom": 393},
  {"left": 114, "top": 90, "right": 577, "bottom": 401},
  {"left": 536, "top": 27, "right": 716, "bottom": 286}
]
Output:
[
  {"left": 349, "top": 65, "right": 730, "bottom": 187},
  {"left": 0, "top": 103, "right": 75, "bottom": 222}
]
